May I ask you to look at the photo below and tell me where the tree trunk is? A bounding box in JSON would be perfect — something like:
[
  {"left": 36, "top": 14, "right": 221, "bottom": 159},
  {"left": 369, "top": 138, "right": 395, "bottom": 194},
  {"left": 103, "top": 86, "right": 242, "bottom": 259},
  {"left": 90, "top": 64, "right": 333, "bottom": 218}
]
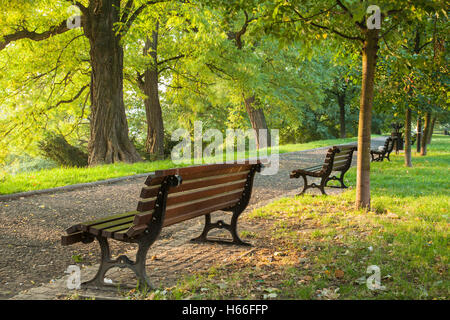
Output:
[
  {"left": 140, "top": 25, "right": 164, "bottom": 159},
  {"left": 416, "top": 116, "right": 422, "bottom": 153},
  {"left": 338, "top": 95, "right": 346, "bottom": 138},
  {"left": 427, "top": 116, "right": 436, "bottom": 144},
  {"left": 230, "top": 20, "right": 270, "bottom": 150},
  {"left": 420, "top": 112, "right": 431, "bottom": 156},
  {"left": 84, "top": 0, "right": 141, "bottom": 166},
  {"left": 243, "top": 95, "right": 269, "bottom": 149},
  {"left": 355, "top": 29, "right": 379, "bottom": 210},
  {"left": 404, "top": 108, "right": 412, "bottom": 167}
]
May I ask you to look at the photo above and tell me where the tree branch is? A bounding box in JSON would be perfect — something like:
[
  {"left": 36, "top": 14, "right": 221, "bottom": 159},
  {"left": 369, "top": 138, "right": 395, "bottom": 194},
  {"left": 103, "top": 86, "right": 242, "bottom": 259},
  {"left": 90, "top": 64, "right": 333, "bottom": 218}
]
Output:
[
  {"left": 120, "top": 0, "right": 135, "bottom": 24},
  {"left": 335, "top": 0, "right": 365, "bottom": 29},
  {"left": 0, "top": 20, "right": 70, "bottom": 51},
  {"left": 157, "top": 54, "right": 185, "bottom": 66},
  {"left": 47, "top": 84, "right": 89, "bottom": 111},
  {"left": 120, "top": 0, "right": 170, "bottom": 38},
  {"left": 290, "top": 7, "right": 363, "bottom": 42}
]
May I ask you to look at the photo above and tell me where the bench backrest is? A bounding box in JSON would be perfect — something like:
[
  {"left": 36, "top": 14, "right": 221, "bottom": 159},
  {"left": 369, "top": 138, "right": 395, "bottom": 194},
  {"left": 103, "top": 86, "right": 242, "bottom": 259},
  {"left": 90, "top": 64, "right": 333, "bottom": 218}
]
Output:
[
  {"left": 322, "top": 145, "right": 357, "bottom": 174},
  {"left": 385, "top": 137, "right": 395, "bottom": 153},
  {"left": 126, "top": 162, "right": 261, "bottom": 238}
]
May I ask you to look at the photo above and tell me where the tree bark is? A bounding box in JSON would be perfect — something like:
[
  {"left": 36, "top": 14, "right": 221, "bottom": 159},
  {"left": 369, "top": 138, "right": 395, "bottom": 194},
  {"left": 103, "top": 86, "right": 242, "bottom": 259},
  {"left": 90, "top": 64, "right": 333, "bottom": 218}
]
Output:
[
  {"left": 420, "top": 112, "right": 431, "bottom": 156},
  {"left": 404, "top": 108, "right": 412, "bottom": 167},
  {"left": 427, "top": 116, "right": 436, "bottom": 144},
  {"left": 139, "top": 24, "right": 165, "bottom": 159},
  {"left": 243, "top": 95, "right": 270, "bottom": 148},
  {"left": 84, "top": 0, "right": 141, "bottom": 166},
  {"left": 338, "top": 94, "right": 346, "bottom": 138},
  {"left": 356, "top": 29, "right": 379, "bottom": 210},
  {"left": 229, "top": 14, "right": 270, "bottom": 149},
  {"left": 416, "top": 116, "right": 422, "bottom": 153}
]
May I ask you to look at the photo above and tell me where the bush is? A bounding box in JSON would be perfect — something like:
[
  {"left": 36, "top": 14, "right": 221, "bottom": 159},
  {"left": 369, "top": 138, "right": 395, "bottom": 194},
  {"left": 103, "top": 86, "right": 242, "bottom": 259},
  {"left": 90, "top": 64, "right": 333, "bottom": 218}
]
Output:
[{"left": 38, "top": 133, "right": 88, "bottom": 167}]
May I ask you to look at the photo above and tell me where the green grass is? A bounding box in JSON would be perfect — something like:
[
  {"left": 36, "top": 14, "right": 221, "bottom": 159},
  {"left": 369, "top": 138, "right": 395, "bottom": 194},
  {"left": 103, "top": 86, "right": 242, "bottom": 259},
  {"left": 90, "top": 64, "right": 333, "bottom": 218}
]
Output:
[
  {"left": 0, "top": 135, "right": 364, "bottom": 195},
  {"left": 135, "top": 135, "right": 449, "bottom": 300},
  {"left": 0, "top": 159, "right": 180, "bottom": 195}
]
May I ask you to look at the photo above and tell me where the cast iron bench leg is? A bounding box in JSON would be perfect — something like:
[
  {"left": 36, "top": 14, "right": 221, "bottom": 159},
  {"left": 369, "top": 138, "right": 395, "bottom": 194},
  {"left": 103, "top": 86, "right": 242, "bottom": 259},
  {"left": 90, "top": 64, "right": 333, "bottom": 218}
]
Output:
[
  {"left": 325, "top": 172, "right": 347, "bottom": 189},
  {"left": 297, "top": 174, "right": 327, "bottom": 196},
  {"left": 191, "top": 212, "right": 251, "bottom": 246},
  {"left": 297, "top": 174, "right": 310, "bottom": 196},
  {"left": 82, "top": 236, "right": 152, "bottom": 290}
]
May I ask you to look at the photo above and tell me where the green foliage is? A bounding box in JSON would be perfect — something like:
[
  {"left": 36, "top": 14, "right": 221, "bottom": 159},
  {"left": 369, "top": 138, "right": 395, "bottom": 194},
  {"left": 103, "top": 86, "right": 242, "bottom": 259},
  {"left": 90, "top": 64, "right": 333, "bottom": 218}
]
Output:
[{"left": 0, "top": 0, "right": 447, "bottom": 173}]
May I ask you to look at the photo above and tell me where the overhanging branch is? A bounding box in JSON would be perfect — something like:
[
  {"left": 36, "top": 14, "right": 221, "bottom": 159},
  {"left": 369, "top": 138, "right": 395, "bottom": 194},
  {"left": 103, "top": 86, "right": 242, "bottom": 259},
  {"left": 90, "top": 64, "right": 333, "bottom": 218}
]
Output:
[
  {"left": 290, "top": 7, "right": 363, "bottom": 42},
  {"left": 0, "top": 20, "right": 70, "bottom": 51}
]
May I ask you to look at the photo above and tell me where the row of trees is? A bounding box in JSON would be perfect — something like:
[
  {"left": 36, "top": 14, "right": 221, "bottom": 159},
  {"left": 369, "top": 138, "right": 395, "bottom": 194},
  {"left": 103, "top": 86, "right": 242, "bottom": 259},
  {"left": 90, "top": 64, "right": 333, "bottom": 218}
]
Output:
[{"left": 0, "top": 0, "right": 448, "bottom": 210}]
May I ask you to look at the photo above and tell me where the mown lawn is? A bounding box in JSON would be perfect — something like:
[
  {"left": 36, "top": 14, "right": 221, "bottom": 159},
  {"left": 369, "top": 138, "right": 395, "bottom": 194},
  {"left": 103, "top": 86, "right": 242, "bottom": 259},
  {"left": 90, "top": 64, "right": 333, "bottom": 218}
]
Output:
[
  {"left": 131, "top": 135, "right": 448, "bottom": 300},
  {"left": 0, "top": 136, "right": 363, "bottom": 195}
]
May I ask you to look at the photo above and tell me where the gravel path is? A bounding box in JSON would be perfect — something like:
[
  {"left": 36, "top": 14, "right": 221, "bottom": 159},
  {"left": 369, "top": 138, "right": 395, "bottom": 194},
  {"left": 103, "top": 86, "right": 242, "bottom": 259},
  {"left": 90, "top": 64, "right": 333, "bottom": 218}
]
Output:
[{"left": 0, "top": 138, "right": 386, "bottom": 299}]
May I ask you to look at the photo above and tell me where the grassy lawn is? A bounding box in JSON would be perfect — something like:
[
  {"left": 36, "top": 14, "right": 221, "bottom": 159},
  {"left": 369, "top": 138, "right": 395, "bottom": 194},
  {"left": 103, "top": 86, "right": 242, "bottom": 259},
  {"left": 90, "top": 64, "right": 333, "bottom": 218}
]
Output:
[
  {"left": 0, "top": 136, "right": 364, "bottom": 195},
  {"left": 131, "top": 135, "right": 448, "bottom": 300}
]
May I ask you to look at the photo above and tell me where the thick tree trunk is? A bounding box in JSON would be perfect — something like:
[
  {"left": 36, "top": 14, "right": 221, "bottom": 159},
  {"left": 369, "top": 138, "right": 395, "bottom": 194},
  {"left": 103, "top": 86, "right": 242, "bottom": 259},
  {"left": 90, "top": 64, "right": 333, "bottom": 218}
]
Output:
[
  {"left": 338, "top": 95, "right": 346, "bottom": 138},
  {"left": 404, "top": 108, "right": 412, "bottom": 167},
  {"left": 356, "top": 29, "right": 379, "bottom": 210},
  {"left": 140, "top": 26, "right": 164, "bottom": 159},
  {"left": 416, "top": 116, "right": 422, "bottom": 153},
  {"left": 243, "top": 95, "right": 269, "bottom": 149},
  {"left": 84, "top": 0, "right": 141, "bottom": 166},
  {"left": 420, "top": 112, "right": 431, "bottom": 156},
  {"left": 427, "top": 116, "right": 436, "bottom": 144}
]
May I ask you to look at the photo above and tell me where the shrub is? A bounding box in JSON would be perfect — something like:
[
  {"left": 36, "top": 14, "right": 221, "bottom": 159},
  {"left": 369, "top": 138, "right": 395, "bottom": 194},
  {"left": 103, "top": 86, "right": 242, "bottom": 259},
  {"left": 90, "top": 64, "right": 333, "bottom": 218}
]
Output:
[{"left": 38, "top": 133, "right": 88, "bottom": 167}]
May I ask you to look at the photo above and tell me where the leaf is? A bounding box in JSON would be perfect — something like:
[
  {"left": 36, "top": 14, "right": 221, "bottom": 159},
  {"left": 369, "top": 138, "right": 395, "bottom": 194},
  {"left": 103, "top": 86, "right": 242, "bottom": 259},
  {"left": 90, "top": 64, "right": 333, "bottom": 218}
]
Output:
[{"left": 335, "top": 269, "right": 344, "bottom": 279}]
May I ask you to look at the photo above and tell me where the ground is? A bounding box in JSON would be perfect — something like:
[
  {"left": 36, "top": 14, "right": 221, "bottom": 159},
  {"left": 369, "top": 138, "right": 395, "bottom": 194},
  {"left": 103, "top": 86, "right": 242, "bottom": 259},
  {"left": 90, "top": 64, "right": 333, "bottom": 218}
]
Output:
[{"left": 0, "top": 137, "right": 387, "bottom": 299}]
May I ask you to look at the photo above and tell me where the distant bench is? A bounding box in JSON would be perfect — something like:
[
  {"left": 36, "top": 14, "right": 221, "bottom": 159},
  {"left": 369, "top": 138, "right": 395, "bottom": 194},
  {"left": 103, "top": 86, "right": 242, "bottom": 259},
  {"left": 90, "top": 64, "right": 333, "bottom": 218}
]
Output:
[
  {"left": 62, "top": 162, "right": 262, "bottom": 288},
  {"left": 370, "top": 137, "right": 395, "bottom": 162},
  {"left": 290, "top": 145, "right": 357, "bottom": 195}
]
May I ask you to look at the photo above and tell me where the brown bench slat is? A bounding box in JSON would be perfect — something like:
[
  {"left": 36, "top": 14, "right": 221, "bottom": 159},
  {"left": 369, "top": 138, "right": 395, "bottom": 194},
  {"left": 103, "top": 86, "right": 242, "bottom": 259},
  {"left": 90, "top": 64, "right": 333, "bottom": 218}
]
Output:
[
  {"left": 125, "top": 224, "right": 148, "bottom": 239},
  {"left": 145, "top": 164, "right": 252, "bottom": 186},
  {"left": 140, "top": 171, "right": 249, "bottom": 199},
  {"left": 298, "top": 164, "right": 323, "bottom": 171},
  {"left": 101, "top": 222, "right": 134, "bottom": 238},
  {"left": 332, "top": 159, "right": 351, "bottom": 168},
  {"left": 67, "top": 211, "right": 138, "bottom": 234},
  {"left": 163, "top": 199, "right": 239, "bottom": 227},
  {"left": 164, "top": 190, "right": 243, "bottom": 222},
  {"left": 61, "top": 232, "right": 84, "bottom": 246},
  {"left": 168, "top": 180, "right": 246, "bottom": 205},
  {"left": 153, "top": 162, "right": 256, "bottom": 177},
  {"left": 132, "top": 210, "right": 155, "bottom": 226},
  {"left": 138, "top": 179, "right": 247, "bottom": 212},
  {"left": 87, "top": 215, "right": 136, "bottom": 235}
]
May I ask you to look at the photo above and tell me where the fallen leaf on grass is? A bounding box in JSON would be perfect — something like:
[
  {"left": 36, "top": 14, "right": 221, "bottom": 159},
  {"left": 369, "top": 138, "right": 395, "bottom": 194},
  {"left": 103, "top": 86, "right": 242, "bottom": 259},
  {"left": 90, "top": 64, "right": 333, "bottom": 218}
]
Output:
[{"left": 335, "top": 269, "right": 344, "bottom": 279}]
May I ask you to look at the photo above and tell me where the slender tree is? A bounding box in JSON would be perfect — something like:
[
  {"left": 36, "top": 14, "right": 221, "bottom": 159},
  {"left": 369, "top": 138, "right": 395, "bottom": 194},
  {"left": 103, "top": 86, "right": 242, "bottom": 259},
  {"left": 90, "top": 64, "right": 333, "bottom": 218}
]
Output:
[{"left": 263, "top": 0, "right": 446, "bottom": 209}]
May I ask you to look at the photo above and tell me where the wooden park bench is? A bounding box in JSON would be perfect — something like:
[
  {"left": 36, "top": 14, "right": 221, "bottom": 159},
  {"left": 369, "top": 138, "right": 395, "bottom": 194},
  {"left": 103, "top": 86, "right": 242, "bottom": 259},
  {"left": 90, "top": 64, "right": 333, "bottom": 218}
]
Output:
[
  {"left": 370, "top": 137, "right": 395, "bottom": 162},
  {"left": 289, "top": 145, "right": 357, "bottom": 195},
  {"left": 61, "top": 161, "right": 262, "bottom": 289}
]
